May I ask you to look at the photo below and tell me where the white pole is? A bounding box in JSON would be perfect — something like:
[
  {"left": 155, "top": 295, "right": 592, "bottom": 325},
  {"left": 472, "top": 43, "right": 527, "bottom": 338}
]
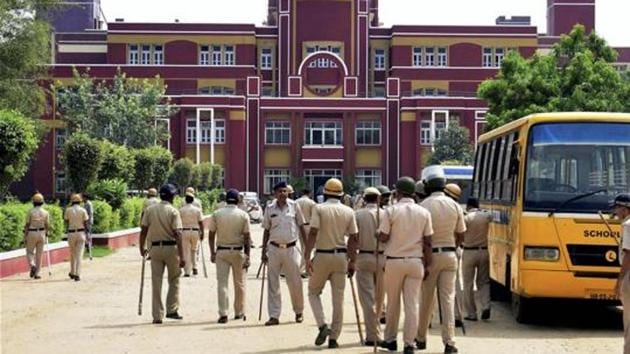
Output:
[
  {"left": 210, "top": 108, "right": 215, "bottom": 165},
  {"left": 196, "top": 108, "right": 201, "bottom": 165}
]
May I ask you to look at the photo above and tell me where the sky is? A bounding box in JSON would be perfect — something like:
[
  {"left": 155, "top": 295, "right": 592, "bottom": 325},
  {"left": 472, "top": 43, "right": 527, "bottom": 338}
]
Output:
[{"left": 99, "top": 0, "right": 629, "bottom": 47}]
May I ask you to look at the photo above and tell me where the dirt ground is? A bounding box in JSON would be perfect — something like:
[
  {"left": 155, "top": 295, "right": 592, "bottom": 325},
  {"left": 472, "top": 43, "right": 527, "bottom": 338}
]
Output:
[{"left": 0, "top": 224, "right": 624, "bottom": 354}]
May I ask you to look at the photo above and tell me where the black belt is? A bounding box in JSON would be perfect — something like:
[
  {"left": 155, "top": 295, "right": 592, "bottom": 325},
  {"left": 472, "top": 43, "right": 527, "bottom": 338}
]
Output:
[
  {"left": 152, "top": 240, "right": 176, "bottom": 246},
  {"left": 182, "top": 228, "right": 200, "bottom": 231},
  {"left": 432, "top": 247, "right": 456, "bottom": 253},
  {"left": 217, "top": 246, "right": 243, "bottom": 251},
  {"left": 68, "top": 228, "right": 85, "bottom": 233},
  {"left": 463, "top": 246, "right": 488, "bottom": 250},
  {"left": 387, "top": 256, "right": 422, "bottom": 260},
  {"left": 28, "top": 228, "right": 45, "bottom": 232},
  {"left": 316, "top": 248, "right": 347, "bottom": 254},
  {"left": 359, "top": 250, "right": 384, "bottom": 255},
  {"left": 270, "top": 240, "right": 297, "bottom": 249}
]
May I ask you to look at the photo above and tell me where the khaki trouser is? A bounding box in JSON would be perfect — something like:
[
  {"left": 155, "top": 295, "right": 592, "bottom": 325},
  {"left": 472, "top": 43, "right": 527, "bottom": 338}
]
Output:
[
  {"left": 384, "top": 257, "right": 424, "bottom": 346},
  {"left": 216, "top": 249, "right": 247, "bottom": 317},
  {"left": 455, "top": 248, "right": 464, "bottom": 321},
  {"left": 622, "top": 272, "right": 630, "bottom": 354},
  {"left": 181, "top": 231, "right": 199, "bottom": 275},
  {"left": 68, "top": 233, "right": 86, "bottom": 276},
  {"left": 308, "top": 252, "right": 347, "bottom": 340},
  {"left": 417, "top": 252, "right": 457, "bottom": 346},
  {"left": 356, "top": 253, "right": 386, "bottom": 342},
  {"left": 266, "top": 244, "right": 304, "bottom": 319},
  {"left": 462, "top": 249, "right": 490, "bottom": 318},
  {"left": 298, "top": 226, "right": 309, "bottom": 272},
  {"left": 150, "top": 245, "right": 181, "bottom": 320},
  {"left": 26, "top": 232, "right": 45, "bottom": 276}
]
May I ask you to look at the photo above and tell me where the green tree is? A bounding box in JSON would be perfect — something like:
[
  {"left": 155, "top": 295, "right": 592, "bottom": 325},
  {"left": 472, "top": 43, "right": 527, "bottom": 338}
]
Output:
[
  {"left": 87, "top": 178, "right": 127, "bottom": 210},
  {"left": 54, "top": 68, "right": 177, "bottom": 148},
  {"left": 429, "top": 121, "right": 473, "bottom": 165},
  {"left": 0, "top": 109, "right": 40, "bottom": 196},
  {"left": 63, "top": 133, "right": 102, "bottom": 193},
  {"left": 149, "top": 146, "right": 173, "bottom": 188},
  {"left": 0, "top": 0, "right": 57, "bottom": 117},
  {"left": 193, "top": 162, "right": 212, "bottom": 191},
  {"left": 210, "top": 164, "right": 224, "bottom": 189},
  {"left": 168, "top": 158, "right": 194, "bottom": 194},
  {"left": 478, "top": 25, "right": 630, "bottom": 130},
  {"left": 98, "top": 140, "right": 135, "bottom": 183},
  {"left": 131, "top": 146, "right": 173, "bottom": 190}
]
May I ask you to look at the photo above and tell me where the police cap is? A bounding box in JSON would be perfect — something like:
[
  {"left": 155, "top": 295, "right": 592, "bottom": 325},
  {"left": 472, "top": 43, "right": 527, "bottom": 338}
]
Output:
[
  {"left": 395, "top": 177, "right": 416, "bottom": 196},
  {"left": 159, "top": 184, "right": 178, "bottom": 198},
  {"left": 226, "top": 188, "right": 240, "bottom": 203}
]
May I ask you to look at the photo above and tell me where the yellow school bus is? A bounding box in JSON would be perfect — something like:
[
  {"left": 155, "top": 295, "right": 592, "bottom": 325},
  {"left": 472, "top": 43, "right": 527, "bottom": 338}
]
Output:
[{"left": 473, "top": 112, "right": 630, "bottom": 322}]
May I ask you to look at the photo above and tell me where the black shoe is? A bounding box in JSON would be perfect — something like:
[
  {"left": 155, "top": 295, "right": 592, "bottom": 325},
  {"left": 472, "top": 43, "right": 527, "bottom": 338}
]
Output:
[
  {"left": 265, "top": 317, "right": 279, "bottom": 326},
  {"left": 68, "top": 272, "right": 74, "bottom": 279},
  {"left": 464, "top": 316, "right": 478, "bottom": 321},
  {"left": 295, "top": 313, "right": 303, "bottom": 323},
  {"left": 455, "top": 319, "right": 464, "bottom": 328},
  {"left": 379, "top": 316, "right": 386, "bottom": 324},
  {"left": 166, "top": 312, "right": 183, "bottom": 320},
  {"left": 315, "top": 324, "right": 331, "bottom": 346},
  {"left": 481, "top": 308, "right": 491, "bottom": 320},
  {"left": 364, "top": 340, "right": 383, "bottom": 346},
  {"left": 444, "top": 344, "right": 458, "bottom": 354},
  {"left": 218, "top": 316, "right": 228, "bottom": 324},
  {"left": 193, "top": 268, "right": 198, "bottom": 275},
  {"left": 183, "top": 274, "right": 191, "bottom": 277},
  {"left": 301, "top": 272, "right": 309, "bottom": 279},
  {"left": 152, "top": 319, "right": 162, "bottom": 324},
  {"left": 404, "top": 345, "right": 415, "bottom": 354},
  {"left": 380, "top": 340, "right": 397, "bottom": 351},
  {"left": 328, "top": 339, "right": 339, "bottom": 349},
  {"left": 29, "top": 266, "right": 36, "bottom": 278},
  {"left": 74, "top": 276, "right": 80, "bottom": 281},
  {"left": 34, "top": 275, "right": 41, "bottom": 279},
  {"left": 234, "top": 314, "right": 246, "bottom": 321},
  {"left": 415, "top": 340, "right": 426, "bottom": 350}
]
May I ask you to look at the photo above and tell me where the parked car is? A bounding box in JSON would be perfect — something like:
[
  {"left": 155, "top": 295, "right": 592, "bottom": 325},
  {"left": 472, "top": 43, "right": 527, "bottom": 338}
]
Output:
[{"left": 240, "top": 192, "right": 262, "bottom": 223}]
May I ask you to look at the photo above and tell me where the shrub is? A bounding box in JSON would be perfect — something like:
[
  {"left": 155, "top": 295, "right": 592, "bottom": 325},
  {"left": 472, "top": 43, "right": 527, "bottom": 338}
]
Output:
[
  {"left": 168, "top": 158, "right": 194, "bottom": 194},
  {"left": 0, "top": 109, "right": 40, "bottom": 196},
  {"left": 91, "top": 200, "right": 112, "bottom": 234},
  {"left": 131, "top": 146, "right": 173, "bottom": 190},
  {"left": 210, "top": 164, "right": 223, "bottom": 189},
  {"left": 87, "top": 178, "right": 128, "bottom": 210},
  {"left": 197, "top": 189, "right": 222, "bottom": 214},
  {"left": 63, "top": 132, "right": 103, "bottom": 193},
  {"left": 119, "top": 197, "right": 144, "bottom": 229},
  {"left": 111, "top": 209, "right": 121, "bottom": 231},
  {"left": 43, "top": 204, "right": 64, "bottom": 243},
  {"left": 149, "top": 146, "right": 173, "bottom": 189},
  {"left": 193, "top": 162, "right": 212, "bottom": 191},
  {"left": 98, "top": 140, "right": 134, "bottom": 183},
  {"left": 0, "top": 203, "right": 30, "bottom": 251}
]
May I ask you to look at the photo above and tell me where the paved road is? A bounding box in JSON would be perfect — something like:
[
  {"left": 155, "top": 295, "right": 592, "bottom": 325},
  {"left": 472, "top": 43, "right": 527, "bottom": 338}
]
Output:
[{"left": 0, "top": 224, "right": 624, "bottom": 353}]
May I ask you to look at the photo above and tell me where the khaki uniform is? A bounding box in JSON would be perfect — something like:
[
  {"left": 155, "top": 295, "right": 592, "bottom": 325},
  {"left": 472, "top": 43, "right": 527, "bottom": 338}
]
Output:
[
  {"left": 308, "top": 199, "right": 358, "bottom": 341},
  {"left": 263, "top": 199, "right": 306, "bottom": 319},
  {"left": 209, "top": 205, "right": 250, "bottom": 317},
  {"left": 296, "top": 196, "right": 316, "bottom": 270},
  {"left": 619, "top": 216, "right": 630, "bottom": 354},
  {"left": 216, "top": 201, "right": 227, "bottom": 210},
  {"left": 462, "top": 208, "right": 493, "bottom": 318},
  {"left": 64, "top": 205, "right": 89, "bottom": 277},
  {"left": 142, "top": 197, "right": 159, "bottom": 214},
  {"left": 142, "top": 201, "right": 183, "bottom": 321},
  {"left": 417, "top": 192, "right": 466, "bottom": 347},
  {"left": 355, "top": 203, "right": 387, "bottom": 342},
  {"left": 378, "top": 198, "right": 433, "bottom": 346},
  {"left": 180, "top": 203, "right": 203, "bottom": 276},
  {"left": 25, "top": 206, "right": 50, "bottom": 277}
]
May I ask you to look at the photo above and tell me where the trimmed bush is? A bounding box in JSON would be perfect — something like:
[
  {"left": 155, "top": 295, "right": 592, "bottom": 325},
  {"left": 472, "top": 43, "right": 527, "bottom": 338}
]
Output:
[
  {"left": 111, "top": 209, "right": 121, "bottom": 231},
  {"left": 91, "top": 200, "right": 113, "bottom": 234},
  {"left": 98, "top": 140, "right": 134, "bottom": 183},
  {"left": 87, "top": 178, "right": 127, "bottom": 210},
  {"left": 0, "top": 109, "right": 40, "bottom": 197},
  {"left": 64, "top": 133, "right": 103, "bottom": 193},
  {"left": 168, "top": 158, "right": 194, "bottom": 194},
  {"left": 119, "top": 197, "right": 144, "bottom": 229},
  {"left": 149, "top": 146, "right": 173, "bottom": 189},
  {"left": 43, "top": 204, "right": 64, "bottom": 243},
  {"left": 193, "top": 162, "right": 212, "bottom": 191},
  {"left": 131, "top": 146, "right": 173, "bottom": 190},
  {"left": 0, "top": 202, "right": 64, "bottom": 252}
]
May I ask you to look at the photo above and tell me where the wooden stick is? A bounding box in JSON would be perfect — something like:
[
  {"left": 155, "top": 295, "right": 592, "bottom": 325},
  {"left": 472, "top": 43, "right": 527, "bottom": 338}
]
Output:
[
  {"left": 258, "top": 262, "right": 266, "bottom": 321},
  {"left": 45, "top": 236, "right": 52, "bottom": 276},
  {"left": 349, "top": 276, "right": 365, "bottom": 344},
  {"left": 200, "top": 238, "right": 208, "bottom": 278},
  {"left": 598, "top": 211, "right": 620, "bottom": 246},
  {"left": 138, "top": 253, "right": 147, "bottom": 316}
]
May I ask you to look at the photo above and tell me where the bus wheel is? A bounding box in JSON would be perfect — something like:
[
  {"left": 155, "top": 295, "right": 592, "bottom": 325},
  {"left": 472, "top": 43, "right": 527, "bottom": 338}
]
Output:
[{"left": 511, "top": 293, "right": 533, "bottom": 323}]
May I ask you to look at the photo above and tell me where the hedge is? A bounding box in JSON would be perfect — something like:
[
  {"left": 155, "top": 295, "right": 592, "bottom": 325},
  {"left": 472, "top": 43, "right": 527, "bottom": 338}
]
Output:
[{"left": 0, "top": 203, "right": 64, "bottom": 252}]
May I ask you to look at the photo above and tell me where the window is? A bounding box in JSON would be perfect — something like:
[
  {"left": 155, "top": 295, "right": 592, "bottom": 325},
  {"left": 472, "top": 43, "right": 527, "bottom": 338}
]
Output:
[
  {"left": 141, "top": 44, "right": 151, "bottom": 65},
  {"left": 264, "top": 169, "right": 290, "bottom": 195},
  {"left": 55, "top": 172, "right": 66, "bottom": 194},
  {"left": 306, "top": 45, "right": 341, "bottom": 68},
  {"left": 224, "top": 45, "right": 235, "bottom": 65},
  {"left": 262, "top": 86, "right": 275, "bottom": 97},
  {"left": 128, "top": 44, "right": 139, "bottom": 64},
  {"left": 495, "top": 48, "right": 505, "bottom": 67},
  {"left": 304, "top": 121, "right": 342, "bottom": 146},
  {"left": 304, "top": 169, "right": 342, "bottom": 193},
  {"left": 212, "top": 45, "right": 222, "bottom": 66},
  {"left": 211, "top": 86, "right": 223, "bottom": 95},
  {"left": 214, "top": 120, "right": 226, "bottom": 143},
  {"left": 200, "top": 45, "right": 210, "bottom": 65},
  {"left": 420, "top": 121, "right": 431, "bottom": 145},
  {"left": 356, "top": 170, "right": 382, "bottom": 188},
  {"left": 356, "top": 121, "right": 381, "bottom": 145},
  {"left": 186, "top": 119, "right": 225, "bottom": 144},
  {"left": 424, "top": 47, "right": 435, "bottom": 67},
  {"left": 330, "top": 46, "right": 340, "bottom": 68},
  {"left": 55, "top": 128, "right": 66, "bottom": 150},
  {"left": 261, "top": 48, "right": 272, "bottom": 69},
  {"left": 482, "top": 47, "right": 493, "bottom": 67},
  {"left": 265, "top": 121, "right": 291, "bottom": 145},
  {"left": 307, "top": 46, "right": 316, "bottom": 68},
  {"left": 374, "top": 49, "right": 385, "bottom": 70},
  {"left": 373, "top": 84, "right": 385, "bottom": 97},
  {"left": 437, "top": 89, "right": 448, "bottom": 96},
  {"left": 425, "top": 88, "right": 435, "bottom": 96},
  {"left": 153, "top": 45, "right": 163, "bottom": 65},
  {"left": 437, "top": 47, "right": 448, "bottom": 66},
  {"left": 413, "top": 47, "right": 422, "bottom": 67}
]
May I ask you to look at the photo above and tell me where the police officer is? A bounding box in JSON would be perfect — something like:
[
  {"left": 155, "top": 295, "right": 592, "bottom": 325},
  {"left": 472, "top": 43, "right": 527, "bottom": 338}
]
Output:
[
  {"left": 304, "top": 178, "right": 359, "bottom": 349},
  {"left": 377, "top": 177, "right": 433, "bottom": 354},
  {"left": 444, "top": 183, "right": 465, "bottom": 327},
  {"left": 139, "top": 184, "right": 184, "bottom": 324},
  {"left": 461, "top": 197, "right": 493, "bottom": 322},
  {"left": 612, "top": 193, "right": 630, "bottom": 354},
  {"left": 377, "top": 185, "right": 392, "bottom": 208},
  {"left": 23, "top": 193, "right": 49, "bottom": 279},
  {"left": 64, "top": 194, "right": 89, "bottom": 281},
  {"left": 416, "top": 167, "right": 466, "bottom": 354},
  {"left": 83, "top": 193, "right": 94, "bottom": 254},
  {"left": 287, "top": 184, "right": 295, "bottom": 200},
  {"left": 142, "top": 188, "right": 159, "bottom": 217},
  {"left": 415, "top": 181, "right": 427, "bottom": 203},
  {"left": 261, "top": 181, "right": 306, "bottom": 326},
  {"left": 209, "top": 188, "right": 251, "bottom": 323},
  {"left": 216, "top": 192, "right": 227, "bottom": 210},
  {"left": 351, "top": 187, "right": 386, "bottom": 346},
  {"left": 185, "top": 187, "right": 203, "bottom": 210},
  {"left": 296, "top": 188, "right": 317, "bottom": 275},
  {"left": 180, "top": 190, "right": 204, "bottom": 277}
]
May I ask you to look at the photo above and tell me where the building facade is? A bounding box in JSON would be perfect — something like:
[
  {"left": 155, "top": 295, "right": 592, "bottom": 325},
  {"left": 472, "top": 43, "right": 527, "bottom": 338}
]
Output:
[{"left": 15, "top": 0, "right": 630, "bottom": 198}]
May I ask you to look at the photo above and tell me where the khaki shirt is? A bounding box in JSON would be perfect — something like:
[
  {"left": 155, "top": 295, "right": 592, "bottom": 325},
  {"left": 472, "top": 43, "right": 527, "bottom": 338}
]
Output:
[
  {"left": 216, "top": 201, "right": 227, "bottom": 210},
  {"left": 180, "top": 203, "right": 203, "bottom": 229},
  {"left": 64, "top": 205, "right": 88, "bottom": 230},
  {"left": 420, "top": 192, "right": 466, "bottom": 248},
  {"left": 310, "top": 199, "right": 358, "bottom": 249},
  {"left": 209, "top": 205, "right": 250, "bottom": 246},
  {"left": 142, "top": 197, "right": 159, "bottom": 213},
  {"left": 141, "top": 201, "right": 182, "bottom": 242},
  {"left": 27, "top": 206, "right": 50, "bottom": 230},
  {"left": 463, "top": 209, "right": 493, "bottom": 247},
  {"left": 295, "top": 196, "right": 317, "bottom": 224},
  {"left": 355, "top": 204, "right": 385, "bottom": 252},
  {"left": 263, "top": 199, "right": 305, "bottom": 244},
  {"left": 620, "top": 216, "right": 630, "bottom": 264},
  {"left": 379, "top": 198, "right": 433, "bottom": 258}
]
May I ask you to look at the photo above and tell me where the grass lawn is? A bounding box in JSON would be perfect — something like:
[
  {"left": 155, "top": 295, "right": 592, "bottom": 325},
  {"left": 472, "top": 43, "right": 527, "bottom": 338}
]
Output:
[{"left": 84, "top": 246, "right": 114, "bottom": 259}]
